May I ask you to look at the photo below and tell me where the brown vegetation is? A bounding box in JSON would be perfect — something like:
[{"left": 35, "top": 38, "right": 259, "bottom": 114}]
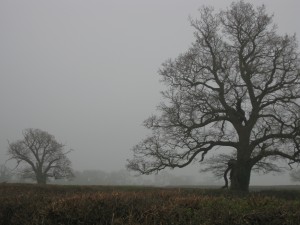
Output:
[{"left": 1, "top": 183, "right": 300, "bottom": 225}]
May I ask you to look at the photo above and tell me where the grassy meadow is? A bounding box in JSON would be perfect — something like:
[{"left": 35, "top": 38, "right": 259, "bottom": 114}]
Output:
[{"left": 1, "top": 183, "right": 300, "bottom": 225}]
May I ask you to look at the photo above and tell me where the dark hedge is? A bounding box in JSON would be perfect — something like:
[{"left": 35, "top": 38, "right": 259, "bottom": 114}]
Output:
[{"left": 1, "top": 184, "right": 300, "bottom": 225}]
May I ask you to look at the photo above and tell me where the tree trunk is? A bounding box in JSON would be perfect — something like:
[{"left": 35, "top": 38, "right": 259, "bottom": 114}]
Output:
[
  {"left": 36, "top": 174, "right": 47, "bottom": 184},
  {"left": 230, "top": 161, "right": 251, "bottom": 192}
]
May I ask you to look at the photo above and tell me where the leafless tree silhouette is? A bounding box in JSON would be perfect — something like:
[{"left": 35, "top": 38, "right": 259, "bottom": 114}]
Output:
[
  {"left": 8, "top": 128, "right": 73, "bottom": 184},
  {"left": 128, "top": 1, "right": 300, "bottom": 191}
]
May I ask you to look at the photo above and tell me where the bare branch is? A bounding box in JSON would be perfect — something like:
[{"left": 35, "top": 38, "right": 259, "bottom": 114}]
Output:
[{"left": 128, "top": 1, "right": 300, "bottom": 191}]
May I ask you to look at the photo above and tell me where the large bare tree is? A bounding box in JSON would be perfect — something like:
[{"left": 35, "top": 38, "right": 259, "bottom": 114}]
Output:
[
  {"left": 8, "top": 128, "right": 73, "bottom": 184},
  {"left": 127, "top": 1, "right": 300, "bottom": 191}
]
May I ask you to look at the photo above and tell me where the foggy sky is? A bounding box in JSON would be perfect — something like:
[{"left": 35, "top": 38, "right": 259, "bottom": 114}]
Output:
[{"left": 1, "top": 0, "right": 300, "bottom": 185}]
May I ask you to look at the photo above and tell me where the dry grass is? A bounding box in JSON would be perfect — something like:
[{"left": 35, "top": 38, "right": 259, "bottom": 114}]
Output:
[{"left": 0, "top": 183, "right": 300, "bottom": 225}]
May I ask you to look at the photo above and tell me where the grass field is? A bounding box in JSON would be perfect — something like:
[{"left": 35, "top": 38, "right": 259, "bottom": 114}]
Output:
[{"left": 1, "top": 183, "right": 300, "bottom": 225}]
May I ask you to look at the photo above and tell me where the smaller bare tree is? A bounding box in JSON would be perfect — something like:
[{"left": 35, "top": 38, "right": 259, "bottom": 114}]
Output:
[{"left": 8, "top": 128, "right": 74, "bottom": 184}]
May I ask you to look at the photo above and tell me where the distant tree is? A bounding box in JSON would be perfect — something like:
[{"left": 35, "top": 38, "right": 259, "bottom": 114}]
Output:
[
  {"left": 153, "top": 171, "right": 195, "bottom": 186},
  {"left": 0, "top": 165, "right": 12, "bottom": 183},
  {"left": 127, "top": 1, "right": 300, "bottom": 192},
  {"left": 290, "top": 169, "right": 300, "bottom": 182},
  {"left": 81, "top": 170, "right": 108, "bottom": 185},
  {"left": 107, "top": 170, "right": 132, "bottom": 185},
  {"left": 64, "top": 169, "right": 136, "bottom": 185},
  {"left": 8, "top": 128, "right": 73, "bottom": 184}
]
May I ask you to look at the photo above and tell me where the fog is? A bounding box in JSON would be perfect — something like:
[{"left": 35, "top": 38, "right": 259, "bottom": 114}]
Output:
[{"left": 1, "top": 0, "right": 299, "bottom": 186}]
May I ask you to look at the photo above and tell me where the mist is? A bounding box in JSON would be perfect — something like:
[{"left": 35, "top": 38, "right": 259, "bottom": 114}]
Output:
[{"left": 1, "top": 0, "right": 300, "bottom": 186}]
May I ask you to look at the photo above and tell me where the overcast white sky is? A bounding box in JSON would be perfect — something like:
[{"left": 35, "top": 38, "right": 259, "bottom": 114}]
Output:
[{"left": 1, "top": 0, "right": 299, "bottom": 185}]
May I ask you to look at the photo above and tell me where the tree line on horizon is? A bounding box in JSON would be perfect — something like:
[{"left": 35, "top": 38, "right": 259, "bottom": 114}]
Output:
[{"left": 1, "top": 126, "right": 300, "bottom": 186}]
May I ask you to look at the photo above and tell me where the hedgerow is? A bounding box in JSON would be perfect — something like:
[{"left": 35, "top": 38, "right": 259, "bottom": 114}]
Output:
[{"left": 0, "top": 184, "right": 300, "bottom": 225}]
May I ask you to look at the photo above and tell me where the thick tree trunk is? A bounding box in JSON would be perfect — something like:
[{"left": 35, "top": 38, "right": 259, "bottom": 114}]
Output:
[
  {"left": 36, "top": 174, "right": 47, "bottom": 184},
  {"left": 229, "top": 128, "right": 252, "bottom": 192},
  {"left": 230, "top": 161, "right": 251, "bottom": 192}
]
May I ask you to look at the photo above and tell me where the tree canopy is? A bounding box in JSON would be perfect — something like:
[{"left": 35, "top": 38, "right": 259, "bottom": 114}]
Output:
[{"left": 127, "top": 1, "right": 300, "bottom": 191}]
